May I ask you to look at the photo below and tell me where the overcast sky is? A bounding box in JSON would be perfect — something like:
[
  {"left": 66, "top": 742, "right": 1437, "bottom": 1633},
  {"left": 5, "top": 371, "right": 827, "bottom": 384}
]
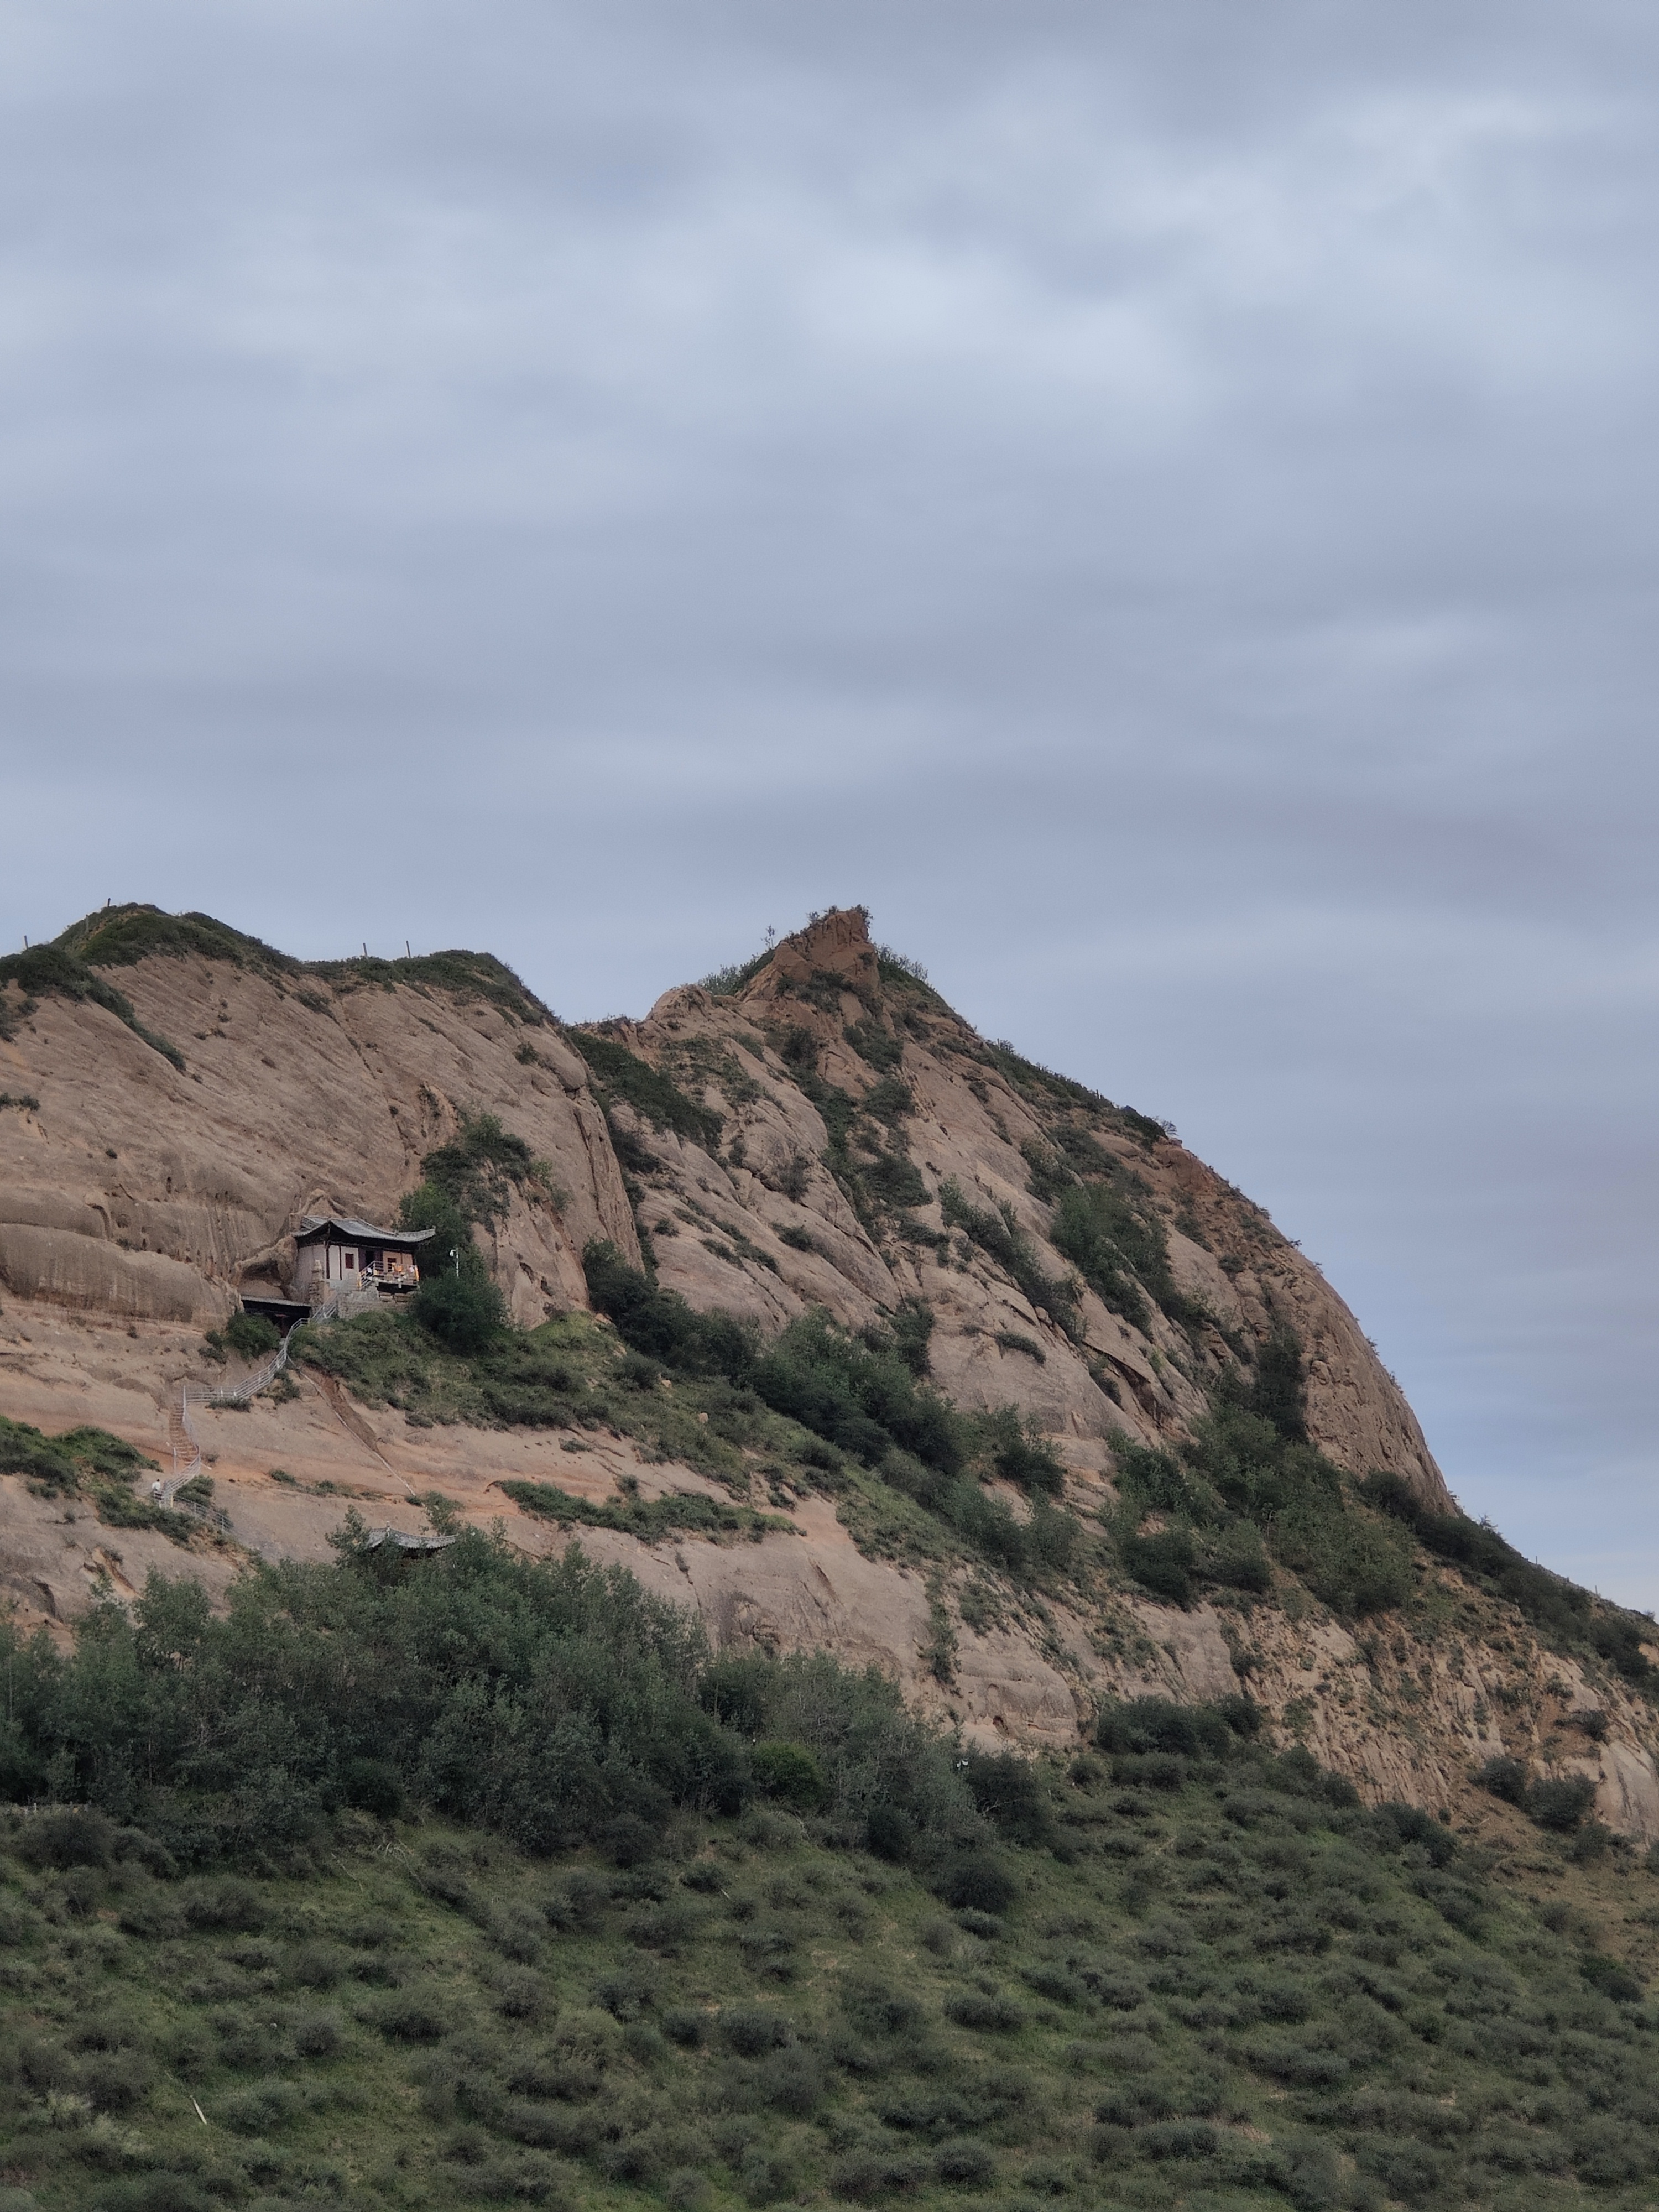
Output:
[{"left": 3, "top": 0, "right": 1657, "bottom": 1601}]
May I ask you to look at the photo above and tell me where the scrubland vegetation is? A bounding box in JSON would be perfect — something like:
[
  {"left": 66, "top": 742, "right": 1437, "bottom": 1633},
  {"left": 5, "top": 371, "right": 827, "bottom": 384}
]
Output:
[
  {"left": 5, "top": 1534, "right": 1659, "bottom": 2209},
  {"left": 0, "top": 1416, "right": 192, "bottom": 1548}
]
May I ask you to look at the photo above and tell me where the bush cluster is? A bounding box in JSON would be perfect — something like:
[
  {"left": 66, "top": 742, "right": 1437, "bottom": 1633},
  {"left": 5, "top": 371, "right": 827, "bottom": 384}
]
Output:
[
  {"left": 583, "top": 1245, "right": 1082, "bottom": 1583},
  {"left": 388, "top": 1113, "right": 552, "bottom": 1348},
  {"left": 1477, "top": 1756, "right": 1601, "bottom": 1834},
  {"left": 2, "top": 1573, "right": 1657, "bottom": 2211},
  {"left": 203, "top": 1311, "right": 282, "bottom": 1364},
  {"left": 569, "top": 1029, "right": 723, "bottom": 1149},
  {"left": 1362, "top": 1472, "right": 1659, "bottom": 1690},
  {"left": 0, "top": 1537, "right": 989, "bottom": 1876},
  {"left": 1112, "top": 1407, "right": 1415, "bottom": 1618},
  {"left": 0, "top": 940, "right": 185, "bottom": 1068}
]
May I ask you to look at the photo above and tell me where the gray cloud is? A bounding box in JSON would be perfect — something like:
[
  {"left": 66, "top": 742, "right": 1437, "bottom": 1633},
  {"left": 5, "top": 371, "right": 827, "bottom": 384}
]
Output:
[{"left": 3, "top": 0, "right": 1657, "bottom": 1595}]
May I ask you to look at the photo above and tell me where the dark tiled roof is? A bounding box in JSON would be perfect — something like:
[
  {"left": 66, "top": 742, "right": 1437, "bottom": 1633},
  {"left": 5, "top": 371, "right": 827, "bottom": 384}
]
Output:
[
  {"left": 362, "top": 1528, "right": 457, "bottom": 1554},
  {"left": 295, "top": 1215, "right": 435, "bottom": 1247}
]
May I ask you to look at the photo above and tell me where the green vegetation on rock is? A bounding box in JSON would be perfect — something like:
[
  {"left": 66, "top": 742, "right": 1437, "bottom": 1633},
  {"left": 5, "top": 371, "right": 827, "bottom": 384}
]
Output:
[
  {"left": 499, "top": 1483, "right": 794, "bottom": 1544},
  {"left": 582, "top": 1245, "right": 1083, "bottom": 1584},
  {"left": 940, "top": 1180, "right": 1079, "bottom": 1340},
  {"left": 45, "top": 903, "right": 555, "bottom": 1027},
  {"left": 0, "top": 1416, "right": 192, "bottom": 1547},
  {"left": 1360, "top": 1474, "right": 1659, "bottom": 1694},
  {"left": 571, "top": 1032, "right": 724, "bottom": 1151},
  {"left": 0, "top": 943, "right": 186, "bottom": 1070}
]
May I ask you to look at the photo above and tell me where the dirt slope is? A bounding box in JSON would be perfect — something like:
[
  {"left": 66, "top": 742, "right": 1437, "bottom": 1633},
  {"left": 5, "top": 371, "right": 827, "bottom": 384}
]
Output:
[{"left": 2, "top": 904, "right": 1656, "bottom": 1845}]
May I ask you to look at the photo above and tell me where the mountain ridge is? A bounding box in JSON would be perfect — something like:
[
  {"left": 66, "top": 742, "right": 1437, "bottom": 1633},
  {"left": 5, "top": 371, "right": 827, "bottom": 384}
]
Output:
[{"left": 2, "top": 900, "right": 1655, "bottom": 1848}]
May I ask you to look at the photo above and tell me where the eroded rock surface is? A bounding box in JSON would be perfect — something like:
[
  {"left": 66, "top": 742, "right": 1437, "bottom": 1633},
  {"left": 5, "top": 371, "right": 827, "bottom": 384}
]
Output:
[
  {"left": 0, "top": 944, "right": 638, "bottom": 1329},
  {"left": 3, "top": 904, "right": 1653, "bottom": 1841}
]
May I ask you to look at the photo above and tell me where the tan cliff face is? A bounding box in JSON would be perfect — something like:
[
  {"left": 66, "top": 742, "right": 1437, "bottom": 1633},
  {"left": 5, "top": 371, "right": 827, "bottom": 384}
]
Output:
[
  {"left": 2, "top": 904, "right": 1656, "bottom": 1848},
  {"left": 0, "top": 942, "right": 639, "bottom": 1329}
]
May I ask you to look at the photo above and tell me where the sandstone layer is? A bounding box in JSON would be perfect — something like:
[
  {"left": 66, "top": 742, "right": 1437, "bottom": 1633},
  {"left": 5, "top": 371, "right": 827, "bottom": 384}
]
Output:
[{"left": 2, "top": 904, "right": 1653, "bottom": 1845}]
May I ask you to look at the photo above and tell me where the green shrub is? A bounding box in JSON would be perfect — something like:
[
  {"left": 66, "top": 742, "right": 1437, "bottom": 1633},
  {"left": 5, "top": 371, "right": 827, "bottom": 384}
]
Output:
[
  {"left": 1359, "top": 1470, "right": 1659, "bottom": 1690},
  {"left": 414, "top": 1271, "right": 509, "bottom": 1354},
  {"left": 205, "top": 1311, "right": 281, "bottom": 1363},
  {"left": 699, "top": 943, "right": 776, "bottom": 995},
  {"left": 2, "top": 1590, "right": 1655, "bottom": 2212},
  {"left": 1048, "top": 1184, "right": 1158, "bottom": 1332},
  {"left": 501, "top": 1478, "right": 787, "bottom": 1546},
  {"left": 865, "top": 1804, "right": 915, "bottom": 1862},
  {"left": 844, "top": 1019, "right": 904, "bottom": 1073},
  {"left": 937, "top": 1852, "right": 1017, "bottom": 1916},
  {"left": 963, "top": 1753, "right": 1053, "bottom": 1847},
  {"left": 227, "top": 1310, "right": 280, "bottom": 1358},
  {"left": 1248, "top": 1322, "right": 1308, "bottom": 1441},
  {"left": 1121, "top": 1411, "right": 1413, "bottom": 1618},
  {"left": 749, "top": 1742, "right": 828, "bottom": 1812},
  {"left": 1476, "top": 1755, "right": 1530, "bottom": 1806},
  {"left": 1095, "top": 1700, "right": 1233, "bottom": 1760},
  {"left": 933, "top": 2137, "right": 994, "bottom": 2184},
  {"left": 1355, "top": 2135, "right": 1448, "bottom": 2203},
  {"left": 1526, "top": 1775, "right": 1598, "bottom": 1832},
  {"left": 830, "top": 2146, "right": 930, "bottom": 2201},
  {"left": 0, "top": 1537, "right": 982, "bottom": 1869},
  {"left": 373, "top": 1989, "right": 453, "bottom": 2042},
  {"left": 585, "top": 1249, "right": 1073, "bottom": 1583},
  {"left": 17, "top": 1806, "right": 117, "bottom": 1870},
  {"left": 979, "top": 1407, "right": 1065, "bottom": 1498},
  {"left": 721, "top": 2007, "right": 793, "bottom": 2057},
  {"left": 748, "top": 1306, "right": 966, "bottom": 1479},
  {"left": 181, "top": 1880, "right": 265, "bottom": 1932},
  {"left": 943, "top": 1990, "right": 1025, "bottom": 2032},
  {"left": 583, "top": 1242, "right": 755, "bottom": 1379},
  {"left": 0, "top": 1415, "right": 158, "bottom": 1493},
  {"left": 941, "top": 1181, "right": 1080, "bottom": 1339},
  {"left": 739, "top": 2143, "right": 797, "bottom": 2204},
  {"left": 1581, "top": 1950, "right": 1642, "bottom": 2002},
  {"left": 0, "top": 939, "right": 186, "bottom": 1068},
  {"left": 1274, "top": 1501, "right": 1415, "bottom": 1618},
  {"left": 1121, "top": 1529, "right": 1197, "bottom": 1605},
  {"left": 342, "top": 1758, "right": 405, "bottom": 1820},
  {"left": 1373, "top": 1803, "right": 1457, "bottom": 1865}
]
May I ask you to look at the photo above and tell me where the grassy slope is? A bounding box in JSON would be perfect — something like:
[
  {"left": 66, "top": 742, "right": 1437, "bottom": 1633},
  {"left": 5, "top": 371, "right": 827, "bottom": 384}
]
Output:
[{"left": 7, "top": 1749, "right": 1659, "bottom": 2211}]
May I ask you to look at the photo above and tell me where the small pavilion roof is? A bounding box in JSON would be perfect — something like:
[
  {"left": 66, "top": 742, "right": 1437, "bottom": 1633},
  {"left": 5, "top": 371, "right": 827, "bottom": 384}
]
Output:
[
  {"left": 362, "top": 1527, "right": 457, "bottom": 1554},
  {"left": 295, "top": 1214, "right": 435, "bottom": 1247}
]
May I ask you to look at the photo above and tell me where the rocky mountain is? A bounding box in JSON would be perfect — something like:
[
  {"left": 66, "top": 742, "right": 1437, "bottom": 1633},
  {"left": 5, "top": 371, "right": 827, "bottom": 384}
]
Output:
[{"left": 2, "top": 902, "right": 1655, "bottom": 1848}]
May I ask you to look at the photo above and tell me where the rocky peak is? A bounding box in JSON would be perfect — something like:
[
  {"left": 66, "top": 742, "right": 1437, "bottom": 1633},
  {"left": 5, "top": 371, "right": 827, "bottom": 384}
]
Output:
[{"left": 748, "top": 905, "right": 880, "bottom": 1005}]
